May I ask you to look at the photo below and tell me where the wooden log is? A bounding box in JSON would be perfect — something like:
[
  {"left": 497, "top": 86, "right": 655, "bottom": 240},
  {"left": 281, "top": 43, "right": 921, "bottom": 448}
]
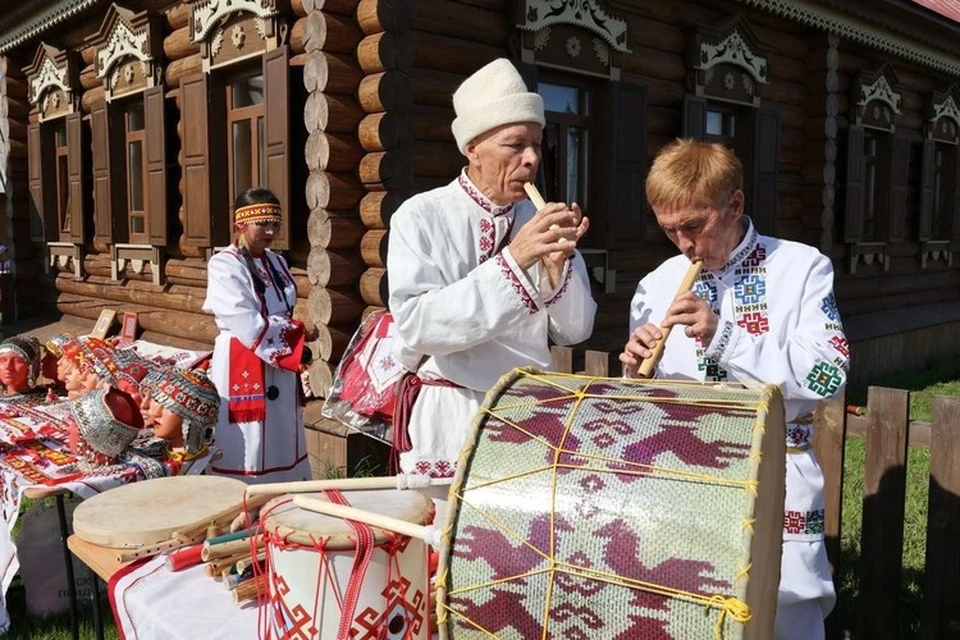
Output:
[
  {"left": 306, "top": 285, "right": 365, "bottom": 325},
  {"left": 163, "top": 26, "right": 198, "bottom": 60},
  {"left": 412, "top": 142, "right": 463, "bottom": 180},
  {"left": 80, "top": 64, "right": 100, "bottom": 91},
  {"left": 361, "top": 305, "right": 384, "bottom": 322},
  {"left": 303, "top": 10, "right": 363, "bottom": 54},
  {"left": 307, "top": 359, "right": 334, "bottom": 400},
  {"left": 165, "top": 3, "right": 190, "bottom": 30},
  {"left": 412, "top": 32, "right": 501, "bottom": 76},
  {"left": 924, "top": 395, "right": 960, "bottom": 635},
  {"left": 305, "top": 130, "right": 364, "bottom": 173},
  {"left": 411, "top": 67, "right": 461, "bottom": 108},
  {"left": 301, "top": 0, "right": 357, "bottom": 14},
  {"left": 411, "top": 0, "right": 506, "bottom": 46},
  {"left": 620, "top": 45, "right": 686, "bottom": 83},
  {"left": 359, "top": 111, "right": 412, "bottom": 152},
  {"left": 306, "top": 208, "right": 367, "bottom": 249},
  {"left": 55, "top": 293, "right": 218, "bottom": 343},
  {"left": 56, "top": 274, "right": 207, "bottom": 315},
  {"left": 81, "top": 46, "right": 96, "bottom": 66},
  {"left": 316, "top": 323, "right": 352, "bottom": 361},
  {"left": 165, "top": 53, "right": 203, "bottom": 88},
  {"left": 360, "top": 191, "right": 403, "bottom": 230},
  {"left": 359, "top": 151, "right": 413, "bottom": 189},
  {"left": 1, "top": 96, "right": 30, "bottom": 121},
  {"left": 625, "top": 15, "right": 685, "bottom": 55},
  {"left": 306, "top": 247, "right": 365, "bottom": 287},
  {"left": 359, "top": 267, "right": 387, "bottom": 307},
  {"left": 358, "top": 71, "right": 412, "bottom": 113},
  {"left": 304, "top": 91, "right": 365, "bottom": 133},
  {"left": 357, "top": 0, "right": 411, "bottom": 34},
  {"left": 305, "top": 171, "right": 365, "bottom": 210},
  {"left": 303, "top": 51, "right": 362, "bottom": 95},
  {"left": 359, "top": 229, "right": 387, "bottom": 268},
  {"left": 81, "top": 86, "right": 106, "bottom": 113},
  {"left": 858, "top": 387, "right": 910, "bottom": 640},
  {"left": 411, "top": 105, "right": 455, "bottom": 143},
  {"left": 357, "top": 32, "right": 412, "bottom": 74},
  {"left": 291, "top": 16, "right": 308, "bottom": 54}
]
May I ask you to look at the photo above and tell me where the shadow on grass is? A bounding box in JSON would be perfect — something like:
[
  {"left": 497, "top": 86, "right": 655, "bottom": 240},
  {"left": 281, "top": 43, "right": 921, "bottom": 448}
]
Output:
[{"left": 2, "top": 577, "right": 118, "bottom": 640}]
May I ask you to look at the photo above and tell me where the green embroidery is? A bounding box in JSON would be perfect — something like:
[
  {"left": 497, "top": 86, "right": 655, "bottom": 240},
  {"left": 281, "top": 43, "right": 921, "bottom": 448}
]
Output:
[{"left": 806, "top": 361, "right": 843, "bottom": 397}]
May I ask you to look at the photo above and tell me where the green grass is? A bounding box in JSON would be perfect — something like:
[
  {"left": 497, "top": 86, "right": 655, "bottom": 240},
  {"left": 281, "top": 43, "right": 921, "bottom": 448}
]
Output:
[{"left": 832, "top": 358, "right": 960, "bottom": 639}]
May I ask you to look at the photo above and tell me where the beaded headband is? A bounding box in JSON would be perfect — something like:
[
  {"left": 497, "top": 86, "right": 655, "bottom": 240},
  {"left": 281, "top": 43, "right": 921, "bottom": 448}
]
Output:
[
  {"left": 235, "top": 203, "right": 282, "bottom": 226},
  {"left": 141, "top": 368, "right": 220, "bottom": 453},
  {"left": 0, "top": 336, "right": 42, "bottom": 387}
]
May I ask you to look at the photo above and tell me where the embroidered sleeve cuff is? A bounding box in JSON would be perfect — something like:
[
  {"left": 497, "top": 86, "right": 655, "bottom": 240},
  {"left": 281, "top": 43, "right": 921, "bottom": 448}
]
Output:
[
  {"left": 543, "top": 259, "right": 573, "bottom": 307},
  {"left": 497, "top": 248, "right": 542, "bottom": 314},
  {"left": 704, "top": 320, "right": 738, "bottom": 364},
  {"left": 274, "top": 320, "right": 306, "bottom": 372}
]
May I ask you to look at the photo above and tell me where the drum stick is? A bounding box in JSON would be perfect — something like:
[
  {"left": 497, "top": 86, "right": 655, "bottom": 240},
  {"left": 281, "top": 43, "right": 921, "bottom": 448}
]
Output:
[
  {"left": 233, "top": 574, "right": 268, "bottom": 604},
  {"left": 172, "top": 492, "right": 274, "bottom": 542},
  {"left": 637, "top": 258, "right": 704, "bottom": 379},
  {"left": 205, "top": 526, "right": 260, "bottom": 546},
  {"left": 244, "top": 474, "right": 452, "bottom": 496},
  {"left": 235, "top": 551, "right": 265, "bottom": 575},
  {"left": 293, "top": 495, "right": 443, "bottom": 548},
  {"left": 205, "top": 552, "right": 249, "bottom": 578}
]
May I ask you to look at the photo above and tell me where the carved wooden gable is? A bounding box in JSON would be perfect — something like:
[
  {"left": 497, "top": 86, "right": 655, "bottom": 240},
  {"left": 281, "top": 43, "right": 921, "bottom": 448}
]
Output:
[
  {"left": 515, "top": 0, "right": 629, "bottom": 79},
  {"left": 927, "top": 84, "right": 960, "bottom": 144},
  {"left": 25, "top": 43, "right": 79, "bottom": 121},
  {"left": 852, "top": 62, "right": 902, "bottom": 132},
  {"left": 186, "top": 0, "right": 284, "bottom": 71},
  {"left": 688, "top": 15, "right": 769, "bottom": 107},
  {"left": 87, "top": 4, "right": 162, "bottom": 101}
]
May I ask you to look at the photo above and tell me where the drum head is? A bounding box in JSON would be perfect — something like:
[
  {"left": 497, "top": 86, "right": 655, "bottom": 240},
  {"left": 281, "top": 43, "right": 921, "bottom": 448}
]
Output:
[
  {"left": 72, "top": 475, "right": 247, "bottom": 548},
  {"left": 263, "top": 489, "right": 433, "bottom": 549}
]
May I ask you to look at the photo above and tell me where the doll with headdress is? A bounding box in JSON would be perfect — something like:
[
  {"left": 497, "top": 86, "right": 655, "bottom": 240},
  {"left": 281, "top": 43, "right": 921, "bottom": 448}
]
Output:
[
  {"left": 42, "top": 332, "right": 75, "bottom": 399},
  {"left": 67, "top": 386, "right": 144, "bottom": 466},
  {"left": 0, "top": 336, "right": 43, "bottom": 397},
  {"left": 57, "top": 336, "right": 122, "bottom": 399},
  {"left": 139, "top": 367, "right": 219, "bottom": 459}
]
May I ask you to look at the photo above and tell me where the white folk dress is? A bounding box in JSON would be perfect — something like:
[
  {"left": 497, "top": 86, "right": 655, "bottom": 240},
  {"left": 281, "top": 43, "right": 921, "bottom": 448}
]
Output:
[
  {"left": 628, "top": 218, "right": 847, "bottom": 637},
  {"left": 388, "top": 170, "right": 597, "bottom": 479},
  {"left": 202, "top": 245, "right": 311, "bottom": 484}
]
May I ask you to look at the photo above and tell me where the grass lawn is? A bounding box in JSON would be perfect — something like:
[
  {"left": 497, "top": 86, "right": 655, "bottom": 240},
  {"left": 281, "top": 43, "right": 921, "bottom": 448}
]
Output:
[{"left": 831, "top": 358, "right": 960, "bottom": 639}]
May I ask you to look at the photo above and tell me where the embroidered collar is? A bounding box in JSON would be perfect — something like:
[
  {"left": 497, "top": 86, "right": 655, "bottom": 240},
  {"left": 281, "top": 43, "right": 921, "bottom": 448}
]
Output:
[
  {"left": 709, "top": 217, "right": 759, "bottom": 276},
  {"left": 457, "top": 170, "right": 514, "bottom": 217}
]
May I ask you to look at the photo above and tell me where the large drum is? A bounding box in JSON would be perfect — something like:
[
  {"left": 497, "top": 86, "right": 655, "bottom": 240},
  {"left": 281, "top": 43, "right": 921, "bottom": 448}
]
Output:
[
  {"left": 262, "top": 489, "right": 434, "bottom": 640},
  {"left": 436, "top": 369, "right": 786, "bottom": 639}
]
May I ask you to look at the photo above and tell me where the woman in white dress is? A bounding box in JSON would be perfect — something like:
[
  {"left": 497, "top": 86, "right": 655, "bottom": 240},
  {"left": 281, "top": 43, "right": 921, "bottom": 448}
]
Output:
[{"left": 202, "top": 188, "right": 319, "bottom": 484}]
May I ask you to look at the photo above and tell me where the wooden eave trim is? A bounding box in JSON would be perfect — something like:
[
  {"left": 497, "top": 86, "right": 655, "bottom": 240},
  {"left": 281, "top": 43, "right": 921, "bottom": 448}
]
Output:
[
  {"left": 737, "top": 0, "right": 960, "bottom": 75},
  {"left": 0, "top": 0, "right": 107, "bottom": 54}
]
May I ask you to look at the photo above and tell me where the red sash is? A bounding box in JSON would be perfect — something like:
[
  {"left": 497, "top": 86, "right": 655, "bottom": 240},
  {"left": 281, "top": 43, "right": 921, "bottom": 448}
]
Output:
[{"left": 228, "top": 338, "right": 266, "bottom": 423}]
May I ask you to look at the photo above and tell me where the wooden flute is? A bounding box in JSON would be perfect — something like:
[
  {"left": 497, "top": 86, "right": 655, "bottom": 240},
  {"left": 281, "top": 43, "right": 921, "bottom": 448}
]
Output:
[{"left": 637, "top": 257, "right": 705, "bottom": 379}]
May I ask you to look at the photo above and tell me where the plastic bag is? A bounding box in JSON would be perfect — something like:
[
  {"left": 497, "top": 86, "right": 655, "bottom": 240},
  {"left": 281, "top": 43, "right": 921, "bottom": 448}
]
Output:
[{"left": 322, "top": 310, "right": 409, "bottom": 442}]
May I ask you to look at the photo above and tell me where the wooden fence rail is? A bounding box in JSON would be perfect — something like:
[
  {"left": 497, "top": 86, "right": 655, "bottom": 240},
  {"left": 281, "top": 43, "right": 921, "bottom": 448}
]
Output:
[{"left": 549, "top": 346, "right": 960, "bottom": 638}]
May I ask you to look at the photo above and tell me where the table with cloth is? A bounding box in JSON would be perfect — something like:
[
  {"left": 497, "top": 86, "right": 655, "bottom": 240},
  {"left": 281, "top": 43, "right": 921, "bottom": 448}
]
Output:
[{"left": 0, "top": 339, "right": 211, "bottom": 632}]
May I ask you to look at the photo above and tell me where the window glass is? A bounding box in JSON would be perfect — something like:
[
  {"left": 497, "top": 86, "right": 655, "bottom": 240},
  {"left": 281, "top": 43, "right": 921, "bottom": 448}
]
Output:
[
  {"left": 127, "top": 103, "right": 144, "bottom": 132},
  {"left": 128, "top": 140, "right": 143, "bottom": 212},
  {"left": 233, "top": 121, "right": 253, "bottom": 200},
  {"left": 232, "top": 74, "right": 264, "bottom": 108},
  {"left": 539, "top": 83, "right": 580, "bottom": 115}
]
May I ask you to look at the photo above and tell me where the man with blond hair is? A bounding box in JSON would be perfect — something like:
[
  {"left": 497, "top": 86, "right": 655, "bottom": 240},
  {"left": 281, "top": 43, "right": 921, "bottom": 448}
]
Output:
[
  {"left": 621, "top": 139, "right": 847, "bottom": 639},
  {"left": 387, "top": 58, "right": 596, "bottom": 507}
]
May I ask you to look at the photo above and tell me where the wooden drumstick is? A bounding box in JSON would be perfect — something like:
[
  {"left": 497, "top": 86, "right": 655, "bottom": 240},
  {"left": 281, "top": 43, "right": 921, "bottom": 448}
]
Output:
[
  {"left": 292, "top": 495, "right": 444, "bottom": 548},
  {"left": 636, "top": 257, "right": 705, "bottom": 379},
  {"left": 172, "top": 492, "right": 274, "bottom": 542},
  {"left": 244, "top": 474, "right": 451, "bottom": 496}
]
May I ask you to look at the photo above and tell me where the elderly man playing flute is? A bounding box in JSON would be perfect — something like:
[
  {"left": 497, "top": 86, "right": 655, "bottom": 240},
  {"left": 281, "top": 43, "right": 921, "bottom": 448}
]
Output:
[
  {"left": 386, "top": 58, "right": 596, "bottom": 511},
  {"left": 620, "top": 139, "right": 848, "bottom": 640}
]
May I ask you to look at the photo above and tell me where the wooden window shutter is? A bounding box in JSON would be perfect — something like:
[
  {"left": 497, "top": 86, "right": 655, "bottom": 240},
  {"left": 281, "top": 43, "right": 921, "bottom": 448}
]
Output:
[
  {"left": 66, "top": 112, "right": 85, "bottom": 243},
  {"left": 682, "top": 95, "right": 707, "bottom": 141},
  {"left": 748, "top": 107, "right": 780, "bottom": 236},
  {"left": 918, "top": 138, "right": 936, "bottom": 242},
  {"left": 180, "top": 74, "right": 212, "bottom": 247},
  {"left": 263, "top": 46, "right": 290, "bottom": 251},
  {"left": 27, "top": 123, "right": 45, "bottom": 242},
  {"left": 843, "top": 125, "right": 865, "bottom": 243},
  {"left": 91, "top": 102, "right": 115, "bottom": 244},
  {"left": 953, "top": 149, "right": 960, "bottom": 240},
  {"left": 888, "top": 134, "right": 910, "bottom": 243},
  {"left": 613, "top": 82, "right": 648, "bottom": 242},
  {"left": 144, "top": 85, "right": 168, "bottom": 246}
]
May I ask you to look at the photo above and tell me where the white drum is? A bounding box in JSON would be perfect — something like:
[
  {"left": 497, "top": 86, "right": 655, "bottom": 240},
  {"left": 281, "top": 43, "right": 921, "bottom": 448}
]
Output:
[{"left": 262, "top": 489, "right": 433, "bottom": 640}]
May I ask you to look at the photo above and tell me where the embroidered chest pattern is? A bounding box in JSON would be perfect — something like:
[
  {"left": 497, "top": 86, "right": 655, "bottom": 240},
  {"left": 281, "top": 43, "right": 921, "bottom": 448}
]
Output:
[
  {"left": 733, "top": 244, "right": 769, "bottom": 336},
  {"left": 693, "top": 277, "right": 727, "bottom": 382},
  {"left": 478, "top": 218, "right": 496, "bottom": 263}
]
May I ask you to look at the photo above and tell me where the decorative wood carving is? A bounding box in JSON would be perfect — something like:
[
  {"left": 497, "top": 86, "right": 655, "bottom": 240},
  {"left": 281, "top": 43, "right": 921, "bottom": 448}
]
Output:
[
  {"left": 852, "top": 62, "right": 902, "bottom": 132},
  {"left": 25, "top": 43, "right": 79, "bottom": 121},
  {"left": 185, "top": 0, "right": 284, "bottom": 70},
  {"left": 514, "top": 0, "right": 627, "bottom": 79},
  {"left": 87, "top": 4, "right": 163, "bottom": 101},
  {"left": 688, "top": 15, "right": 769, "bottom": 107},
  {"left": 926, "top": 84, "right": 960, "bottom": 145},
  {"left": 821, "top": 33, "right": 839, "bottom": 254}
]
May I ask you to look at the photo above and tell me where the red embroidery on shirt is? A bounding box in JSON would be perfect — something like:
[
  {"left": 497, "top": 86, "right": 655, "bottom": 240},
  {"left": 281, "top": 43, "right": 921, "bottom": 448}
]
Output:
[{"left": 496, "top": 253, "right": 538, "bottom": 314}]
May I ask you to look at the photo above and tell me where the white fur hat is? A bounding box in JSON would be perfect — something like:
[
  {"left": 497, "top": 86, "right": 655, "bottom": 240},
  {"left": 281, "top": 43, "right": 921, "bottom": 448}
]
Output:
[{"left": 451, "top": 58, "right": 545, "bottom": 155}]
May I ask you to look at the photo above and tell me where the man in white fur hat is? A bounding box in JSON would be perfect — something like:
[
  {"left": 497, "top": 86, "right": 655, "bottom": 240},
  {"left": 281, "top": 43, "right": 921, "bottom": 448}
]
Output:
[{"left": 387, "top": 58, "right": 597, "bottom": 507}]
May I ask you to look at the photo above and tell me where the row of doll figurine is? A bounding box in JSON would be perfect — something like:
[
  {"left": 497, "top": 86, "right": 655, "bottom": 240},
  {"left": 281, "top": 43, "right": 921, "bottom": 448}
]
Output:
[{"left": 0, "top": 334, "right": 220, "bottom": 467}]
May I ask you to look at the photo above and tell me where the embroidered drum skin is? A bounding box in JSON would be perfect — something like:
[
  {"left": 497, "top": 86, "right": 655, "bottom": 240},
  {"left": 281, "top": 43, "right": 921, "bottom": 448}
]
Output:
[
  {"left": 435, "top": 368, "right": 786, "bottom": 640},
  {"left": 261, "top": 489, "right": 434, "bottom": 640}
]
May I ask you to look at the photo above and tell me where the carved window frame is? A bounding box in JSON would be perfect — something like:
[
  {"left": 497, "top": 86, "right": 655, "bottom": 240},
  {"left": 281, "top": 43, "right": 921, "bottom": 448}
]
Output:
[
  {"left": 87, "top": 4, "right": 167, "bottom": 284},
  {"left": 918, "top": 85, "right": 960, "bottom": 268},
  {"left": 186, "top": 0, "right": 285, "bottom": 72},
  {"left": 24, "top": 42, "right": 84, "bottom": 278}
]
